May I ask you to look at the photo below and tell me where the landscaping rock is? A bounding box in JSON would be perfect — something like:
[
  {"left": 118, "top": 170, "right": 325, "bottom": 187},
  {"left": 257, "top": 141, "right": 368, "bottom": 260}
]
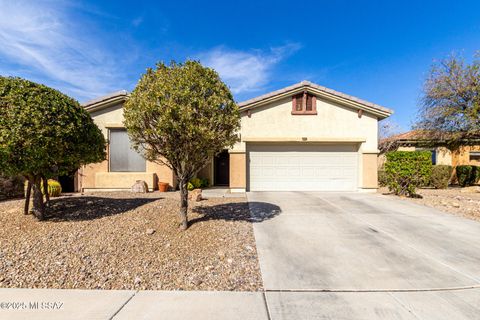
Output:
[
  {"left": 146, "top": 228, "right": 156, "bottom": 235},
  {"left": 460, "top": 186, "right": 480, "bottom": 193},
  {"left": 189, "top": 188, "right": 202, "bottom": 202},
  {"left": 379, "top": 187, "right": 480, "bottom": 222},
  {"left": 131, "top": 180, "right": 149, "bottom": 193},
  {"left": 0, "top": 191, "right": 261, "bottom": 291}
]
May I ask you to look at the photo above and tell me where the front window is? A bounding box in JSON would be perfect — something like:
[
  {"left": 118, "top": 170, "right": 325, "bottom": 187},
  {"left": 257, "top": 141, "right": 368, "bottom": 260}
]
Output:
[
  {"left": 109, "top": 129, "right": 146, "bottom": 172},
  {"left": 470, "top": 151, "right": 480, "bottom": 162}
]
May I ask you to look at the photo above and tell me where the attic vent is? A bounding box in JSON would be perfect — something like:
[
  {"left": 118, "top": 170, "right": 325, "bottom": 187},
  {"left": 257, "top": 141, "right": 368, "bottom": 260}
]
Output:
[{"left": 291, "top": 91, "right": 317, "bottom": 115}]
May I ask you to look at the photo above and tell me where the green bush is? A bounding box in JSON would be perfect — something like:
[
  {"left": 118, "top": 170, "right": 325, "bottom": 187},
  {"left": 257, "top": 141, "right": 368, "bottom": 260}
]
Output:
[
  {"left": 472, "top": 166, "right": 480, "bottom": 185},
  {"left": 378, "top": 169, "right": 387, "bottom": 187},
  {"left": 385, "top": 151, "right": 432, "bottom": 197},
  {"left": 456, "top": 165, "right": 479, "bottom": 187},
  {"left": 200, "top": 178, "right": 209, "bottom": 188},
  {"left": 187, "top": 177, "right": 209, "bottom": 190},
  {"left": 0, "top": 175, "right": 24, "bottom": 200},
  {"left": 430, "top": 165, "right": 452, "bottom": 189}
]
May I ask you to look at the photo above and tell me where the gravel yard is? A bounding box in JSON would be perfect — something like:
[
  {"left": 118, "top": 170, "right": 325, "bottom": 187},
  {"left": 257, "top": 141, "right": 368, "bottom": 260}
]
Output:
[
  {"left": 379, "top": 187, "right": 480, "bottom": 221},
  {"left": 0, "top": 192, "right": 262, "bottom": 291}
]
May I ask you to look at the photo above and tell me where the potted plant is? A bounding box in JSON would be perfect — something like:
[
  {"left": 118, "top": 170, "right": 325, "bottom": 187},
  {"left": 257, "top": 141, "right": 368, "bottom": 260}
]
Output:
[{"left": 158, "top": 182, "right": 169, "bottom": 192}]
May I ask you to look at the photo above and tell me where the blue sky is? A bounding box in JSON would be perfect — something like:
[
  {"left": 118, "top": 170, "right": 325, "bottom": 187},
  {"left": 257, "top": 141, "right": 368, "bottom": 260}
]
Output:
[{"left": 1, "top": 0, "right": 479, "bottom": 131}]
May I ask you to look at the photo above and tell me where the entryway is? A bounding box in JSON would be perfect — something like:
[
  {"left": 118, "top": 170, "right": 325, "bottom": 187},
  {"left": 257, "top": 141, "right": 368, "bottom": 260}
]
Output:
[{"left": 214, "top": 150, "right": 230, "bottom": 186}]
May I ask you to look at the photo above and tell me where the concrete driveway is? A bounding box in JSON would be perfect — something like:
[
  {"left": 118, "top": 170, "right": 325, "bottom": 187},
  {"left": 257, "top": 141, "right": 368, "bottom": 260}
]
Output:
[{"left": 248, "top": 192, "right": 480, "bottom": 319}]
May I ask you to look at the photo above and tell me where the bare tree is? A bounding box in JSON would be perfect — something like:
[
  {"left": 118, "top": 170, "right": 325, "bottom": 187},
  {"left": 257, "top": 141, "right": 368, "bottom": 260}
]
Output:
[{"left": 415, "top": 52, "right": 480, "bottom": 149}]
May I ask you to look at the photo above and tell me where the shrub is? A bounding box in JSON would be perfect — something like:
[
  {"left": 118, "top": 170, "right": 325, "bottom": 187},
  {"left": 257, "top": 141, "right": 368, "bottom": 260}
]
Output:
[
  {"left": 187, "top": 177, "right": 209, "bottom": 190},
  {"left": 385, "top": 151, "right": 432, "bottom": 197},
  {"left": 200, "top": 178, "right": 209, "bottom": 188},
  {"left": 430, "top": 165, "right": 452, "bottom": 189},
  {"left": 0, "top": 175, "right": 24, "bottom": 200},
  {"left": 472, "top": 166, "right": 480, "bottom": 185},
  {"left": 378, "top": 169, "right": 387, "bottom": 187},
  {"left": 456, "top": 165, "right": 480, "bottom": 187}
]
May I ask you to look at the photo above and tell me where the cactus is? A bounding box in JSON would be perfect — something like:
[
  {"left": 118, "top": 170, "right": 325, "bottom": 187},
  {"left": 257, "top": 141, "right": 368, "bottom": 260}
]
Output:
[
  {"left": 25, "top": 179, "right": 62, "bottom": 197},
  {"left": 45, "top": 179, "right": 62, "bottom": 197}
]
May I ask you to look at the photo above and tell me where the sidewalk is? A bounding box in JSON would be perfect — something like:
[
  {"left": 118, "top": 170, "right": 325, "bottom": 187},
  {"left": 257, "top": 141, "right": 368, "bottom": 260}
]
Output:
[{"left": 0, "top": 289, "right": 269, "bottom": 320}]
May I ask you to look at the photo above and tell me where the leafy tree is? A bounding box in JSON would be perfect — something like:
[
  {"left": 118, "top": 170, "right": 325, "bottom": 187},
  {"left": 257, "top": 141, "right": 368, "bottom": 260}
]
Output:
[
  {"left": 124, "top": 61, "right": 240, "bottom": 230},
  {"left": 415, "top": 53, "right": 480, "bottom": 149},
  {"left": 0, "top": 77, "right": 106, "bottom": 219}
]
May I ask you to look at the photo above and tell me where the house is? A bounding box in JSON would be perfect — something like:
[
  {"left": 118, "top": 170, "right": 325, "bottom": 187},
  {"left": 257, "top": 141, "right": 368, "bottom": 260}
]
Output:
[
  {"left": 379, "top": 130, "right": 480, "bottom": 167},
  {"left": 79, "top": 81, "right": 393, "bottom": 192}
]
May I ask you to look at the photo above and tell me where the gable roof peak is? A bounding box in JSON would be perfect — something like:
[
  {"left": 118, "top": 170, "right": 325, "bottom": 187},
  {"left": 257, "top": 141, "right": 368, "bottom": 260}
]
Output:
[{"left": 238, "top": 81, "right": 393, "bottom": 119}]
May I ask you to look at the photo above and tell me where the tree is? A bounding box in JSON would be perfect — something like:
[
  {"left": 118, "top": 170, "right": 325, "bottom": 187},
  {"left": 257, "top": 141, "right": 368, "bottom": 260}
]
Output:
[
  {"left": 0, "top": 77, "right": 106, "bottom": 219},
  {"left": 378, "top": 118, "right": 402, "bottom": 153},
  {"left": 415, "top": 53, "right": 480, "bottom": 149},
  {"left": 124, "top": 61, "right": 240, "bottom": 230}
]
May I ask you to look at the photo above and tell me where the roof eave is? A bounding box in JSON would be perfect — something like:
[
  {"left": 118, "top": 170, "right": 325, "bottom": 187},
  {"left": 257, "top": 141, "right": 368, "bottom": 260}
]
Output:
[{"left": 83, "top": 92, "right": 128, "bottom": 113}]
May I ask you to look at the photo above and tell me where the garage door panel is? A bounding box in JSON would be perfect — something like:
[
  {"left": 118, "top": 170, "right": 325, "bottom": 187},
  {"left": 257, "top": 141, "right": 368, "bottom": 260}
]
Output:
[{"left": 248, "top": 144, "right": 358, "bottom": 191}]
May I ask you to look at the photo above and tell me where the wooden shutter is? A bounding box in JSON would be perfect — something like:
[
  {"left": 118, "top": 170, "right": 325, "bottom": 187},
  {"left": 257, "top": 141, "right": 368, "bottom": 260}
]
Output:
[{"left": 306, "top": 94, "right": 313, "bottom": 111}]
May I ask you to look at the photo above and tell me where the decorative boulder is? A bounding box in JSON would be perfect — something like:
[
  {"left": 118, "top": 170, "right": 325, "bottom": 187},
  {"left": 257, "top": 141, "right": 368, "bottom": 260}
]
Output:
[
  {"left": 189, "top": 188, "right": 202, "bottom": 202},
  {"left": 131, "top": 180, "right": 149, "bottom": 193}
]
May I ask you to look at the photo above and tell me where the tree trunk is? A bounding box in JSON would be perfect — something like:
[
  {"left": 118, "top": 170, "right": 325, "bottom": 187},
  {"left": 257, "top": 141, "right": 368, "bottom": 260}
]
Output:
[
  {"left": 42, "top": 176, "right": 50, "bottom": 204},
  {"left": 24, "top": 179, "right": 32, "bottom": 215},
  {"left": 31, "top": 177, "right": 45, "bottom": 220},
  {"left": 179, "top": 179, "right": 189, "bottom": 230}
]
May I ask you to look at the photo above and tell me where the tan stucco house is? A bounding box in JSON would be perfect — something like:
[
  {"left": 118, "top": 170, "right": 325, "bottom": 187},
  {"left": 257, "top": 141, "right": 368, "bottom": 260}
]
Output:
[
  {"left": 379, "top": 130, "right": 480, "bottom": 168},
  {"left": 79, "top": 81, "right": 393, "bottom": 193}
]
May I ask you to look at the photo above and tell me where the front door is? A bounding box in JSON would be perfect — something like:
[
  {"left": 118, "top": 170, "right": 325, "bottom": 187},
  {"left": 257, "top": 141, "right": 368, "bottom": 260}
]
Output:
[{"left": 214, "top": 150, "right": 230, "bottom": 186}]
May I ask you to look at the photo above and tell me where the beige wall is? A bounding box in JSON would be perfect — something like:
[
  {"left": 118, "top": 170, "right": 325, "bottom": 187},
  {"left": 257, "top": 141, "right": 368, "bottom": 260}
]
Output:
[
  {"left": 84, "top": 94, "right": 383, "bottom": 191},
  {"left": 229, "top": 152, "right": 246, "bottom": 189},
  {"left": 234, "top": 96, "right": 378, "bottom": 153},
  {"left": 453, "top": 145, "right": 480, "bottom": 166},
  {"left": 362, "top": 153, "right": 378, "bottom": 188},
  {"left": 435, "top": 147, "right": 452, "bottom": 165},
  {"left": 197, "top": 161, "right": 213, "bottom": 185},
  {"left": 83, "top": 102, "right": 176, "bottom": 191},
  {"left": 234, "top": 96, "right": 380, "bottom": 190}
]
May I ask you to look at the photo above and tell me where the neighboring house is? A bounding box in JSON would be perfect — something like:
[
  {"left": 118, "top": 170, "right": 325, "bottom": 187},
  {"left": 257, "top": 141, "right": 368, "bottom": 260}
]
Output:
[
  {"left": 79, "top": 81, "right": 393, "bottom": 193},
  {"left": 378, "top": 130, "right": 480, "bottom": 167}
]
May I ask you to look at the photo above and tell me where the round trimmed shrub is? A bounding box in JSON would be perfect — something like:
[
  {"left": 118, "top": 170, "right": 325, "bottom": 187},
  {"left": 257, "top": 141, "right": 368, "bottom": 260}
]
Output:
[
  {"left": 430, "top": 165, "right": 452, "bottom": 189},
  {"left": 456, "top": 165, "right": 473, "bottom": 187},
  {"left": 456, "top": 165, "right": 480, "bottom": 187}
]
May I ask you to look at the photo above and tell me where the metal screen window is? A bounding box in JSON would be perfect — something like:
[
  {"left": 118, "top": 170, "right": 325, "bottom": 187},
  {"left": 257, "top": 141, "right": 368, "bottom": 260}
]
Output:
[{"left": 109, "top": 129, "right": 146, "bottom": 172}]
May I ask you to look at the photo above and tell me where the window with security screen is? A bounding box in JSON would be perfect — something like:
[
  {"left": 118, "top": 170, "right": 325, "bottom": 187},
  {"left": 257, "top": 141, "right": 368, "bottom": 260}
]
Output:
[{"left": 109, "top": 129, "right": 146, "bottom": 172}]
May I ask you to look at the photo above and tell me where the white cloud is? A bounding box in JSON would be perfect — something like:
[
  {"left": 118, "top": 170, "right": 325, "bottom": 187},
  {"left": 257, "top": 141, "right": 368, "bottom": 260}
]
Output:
[
  {"left": 198, "top": 44, "right": 301, "bottom": 94},
  {"left": 0, "top": 0, "right": 131, "bottom": 101}
]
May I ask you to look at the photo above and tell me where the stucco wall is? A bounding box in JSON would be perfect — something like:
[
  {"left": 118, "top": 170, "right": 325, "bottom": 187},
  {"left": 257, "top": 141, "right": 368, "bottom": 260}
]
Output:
[
  {"left": 435, "top": 147, "right": 452, "bottom": 165},
  {"left": 83, "top": 102, "right": 176, "bottom": 191},
  {"left": 362, "top": 153, "right": 378, "bottom": 188},
  {"left": 453, "top": 145, "right": 480, "bottom": 166},
  {"left": 235, "top": 96, "right": 380, "bottom": 190},
  {"left": 229, "top": 152, "right": 246, "bottom": 190},
  {"left": 235, "top": 96, "right": 378, "bottom": 153}
]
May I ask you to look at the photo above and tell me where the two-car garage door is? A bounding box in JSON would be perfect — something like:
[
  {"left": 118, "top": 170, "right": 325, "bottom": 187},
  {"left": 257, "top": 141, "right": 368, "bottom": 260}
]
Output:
[{"left": 248, "top": 144, "right": 358, "bottom": 191}]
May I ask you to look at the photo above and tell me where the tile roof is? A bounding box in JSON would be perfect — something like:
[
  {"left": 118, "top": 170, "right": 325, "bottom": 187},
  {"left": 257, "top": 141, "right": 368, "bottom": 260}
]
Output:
[{"left": 238, "top": 80, "right": 393, "bottom": 117}]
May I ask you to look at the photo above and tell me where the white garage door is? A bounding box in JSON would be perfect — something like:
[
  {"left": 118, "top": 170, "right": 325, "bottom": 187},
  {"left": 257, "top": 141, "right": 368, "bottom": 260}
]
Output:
[{"left": 248, "top": 144, "right": 358, "bottom": 191}]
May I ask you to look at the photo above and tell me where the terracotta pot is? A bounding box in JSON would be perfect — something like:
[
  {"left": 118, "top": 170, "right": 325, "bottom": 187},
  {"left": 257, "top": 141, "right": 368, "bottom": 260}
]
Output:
[{"left": 158, "top": 182, "right": 169, "bottom": 192}]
